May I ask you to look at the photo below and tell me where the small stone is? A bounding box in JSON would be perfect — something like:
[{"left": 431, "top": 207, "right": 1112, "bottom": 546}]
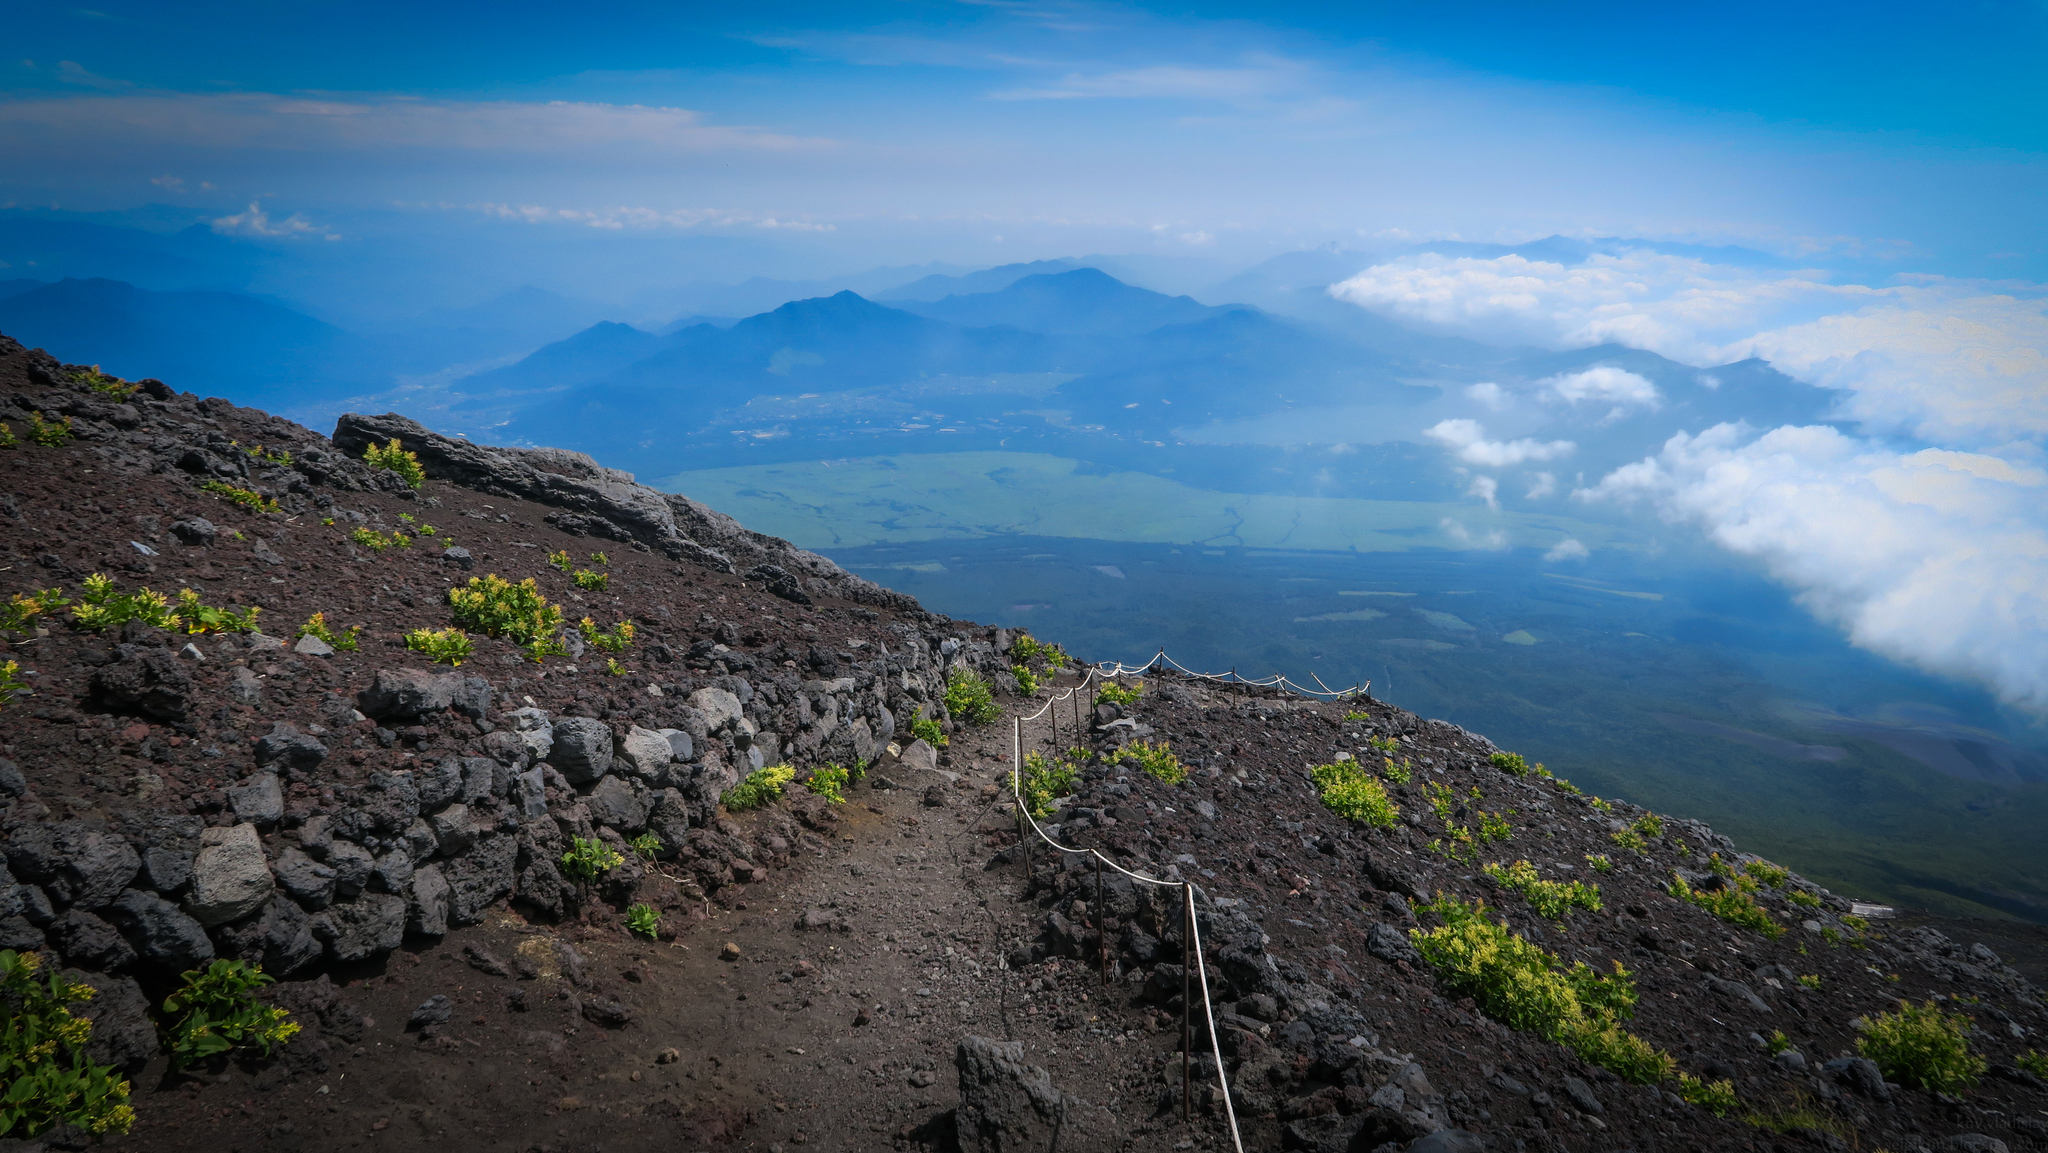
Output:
[
  {"left": 293, "top": 634, "right": 335, "bottom": 656},
  {"left": 655, "top": 1047, "right": 681, "bottom": 1065},
  {"left": 720, "top": 941, "right": 741, "bottom": 961},
  {"left": 185, "top": 823, "right": 275, "bottom": 927},
  {"left": 178, "top": 642, "right": 204, "bottom": 661},
  {"left": 408, "top": 995, "right": 453, "bottom": 1030}
]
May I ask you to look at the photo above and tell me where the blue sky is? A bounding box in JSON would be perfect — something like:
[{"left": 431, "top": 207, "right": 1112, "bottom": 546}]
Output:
[{"left": 5, "top": 1, "right": 2045, "bottom": 275}]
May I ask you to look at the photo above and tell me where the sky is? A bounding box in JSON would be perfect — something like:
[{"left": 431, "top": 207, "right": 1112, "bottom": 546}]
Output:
[
  {"left": 4, "top": 0, "right": 2046, "bottom": 276},
  {"left": 2, "top": 0, "right": 2045, "bottom": 717}
]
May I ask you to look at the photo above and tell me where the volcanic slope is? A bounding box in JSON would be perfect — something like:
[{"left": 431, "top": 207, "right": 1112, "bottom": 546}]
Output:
[{"left": 0, "top": 332, "right": 2045, "bottom": 1153}]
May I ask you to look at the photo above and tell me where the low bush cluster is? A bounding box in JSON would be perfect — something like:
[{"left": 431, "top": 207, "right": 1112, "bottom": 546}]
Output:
[
  {"left": 1009, "top": 632, "right": 1069, "bottom": 668},
  {"left": 944, "top": 666, "right": 1001, "bottom": 726},
  {"left": 26, "top": 411, "right": 73, "bottom": 448},
  {"left": 1124, "top": 740, "right": 1186, "bottom": 784},
  {"left": 1483, "top": 859, "right": 1602, "bottom": 920},
  {"left": 448, "top": 574, "right": 566, "bottom": 662},
  {"left": 910, "top": 716, "right": 947, "bottom": 748},
  {"left": 625, "top": 904, "right": 661, "bottom": 939},
  {"left": 66, "top": 575, "right": 261, "bottom": 635},
  {"left": 1011, "top": 664, "right": 1040, "bottom": 695},
  {"left": 162, "top": 959, "right": 298, "bottom": 1068},
  {"left": 1310, "top": 760, "right": 1400, "bottom": 829},
  {"left": 405, "top": 627, "right": 473, "bottom": 666},
  {"left": 0, "top": 660, "right": 25, "bottom": 707},
  {"left": 1490, "top": 751, "right": 1535, "bottom": 776},
  {"left": 1669, "top": 872, "right": 1785, "bottom": 939},
  {"left": 0, "top": 949, "right": 134, "bottom": 1138},
  {"left": 1015, "top": 749, "right": 1081, "bottom": 818},
  {"left": 296, "top": 612, "right": 361, "bottom": 652},
  {"left": 559, "top": 836, "right": 624, "bottom": 882},
  {"left": 198, "top": 479, "right": 280, "bottom": 514},
  {"left": 1095, "top": 679, "right": 1142, "bottom": 707},
  {"left": 805, "top": 763, "right": 850, "bottom": 804},
  {"left": 578, "top": 617, "right": 634, "bottom": 653},
  {"left": 362, "top": 438, "right": 425, "bottom": 488},
  {"left": 722, "top": 764, "right": 796, "bottom": 812},
  {"left": 1856, "top": 999, "right": 1985, "bottom": 1092}
]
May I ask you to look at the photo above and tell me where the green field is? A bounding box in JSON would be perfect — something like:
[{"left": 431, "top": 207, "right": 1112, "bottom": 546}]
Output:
[{"left": 658, "top": 451, "right": 1625, "bottom": 553}]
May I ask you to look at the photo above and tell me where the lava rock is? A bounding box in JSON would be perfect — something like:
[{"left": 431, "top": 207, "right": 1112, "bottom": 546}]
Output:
[
  {"left": 451, "top": 676, "right": 492, "bottom": 719},
  {"left": 91, "top": 643, "right": 192, "bottom": 721},
  {"left": 168, "top": 517, "right": 217, "bottom": 545},
  {"left": 227, "top": 772, "right": 286, "bottom": 826},
  {"left": 228, "top": 666, "right": 264, "bottom": 706},
  {"left": 1822, "top": 1056, "right": 1892, "bottom": 1101},
  {"left": 1365, "top": 921, "right": 1422, "bottom": 966},
  {"left": 409, "top": 995, "right": 454, "bottom": 1030},
  {"left": 615, "top": 726, "right": 676, "bottom": 778},
  {"left": 4, "top": 821, "right": 141, "bottom": 911},
  {"left": 103, "top": 888, "right": 215, "bottom": 970},
  {"left": 215, "top": 896, "right": 323, "bottom": 977},
  {"left": 255, "top": 724, "right": 328, "bottom": 772},
  {"left": 310, "top": 894, "right": 407, "bottom": 962},
  {"left": 186, "top": 823, "right": 275, "bottom": 927},
  {"left": 547, "top": 716, "right": 615, "bottom": 784},
  {"left": 955, "top": 1036, "right": 1066, "bottom": 1153},
  {"left": 408, "top": 864, "right": 452, "bottom": 937},
  {"left": 1561, "top": 1075, "right": 1603, "bottom": 1115},
  {"left": 357, "top": 668, "right": 462, "bottom": 722},
  {"left": 441, "top": 833, "right": 516, "bottom": 925},
  {"left": 273, "top": 848, "right": 338, "bottom": 910},
  {"left": 428, "top": 804, "right": 477, "bottom": 856},
  {"left": 585, "top": 775, "right": 648, "bottom": 832},
  {"left": 324, "top": 841, "right": 374, "bottom": 899},
  {"left": 47, "top": 909, "right": 137, "bottom": 971}
]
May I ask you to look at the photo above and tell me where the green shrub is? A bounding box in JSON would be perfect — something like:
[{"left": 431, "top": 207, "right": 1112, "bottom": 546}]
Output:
[
  {"left": 1635, "top": 813, "right": 1665, "bottom": 838},
  {"left": 1477, "top": 811, "right": 1513, "bottom": 843},
  {"left": 235, "top": 440, "right": 292, "bottom": 467},
  {"left": 3, "top": 588, "right": 69, "bottom": 631},
  {"left": 74, "top": 366, "right": 135, "bottom": 398},
  {"left": 806, "top": 764, "right": 850, "bottom": 804},
  {"left": 296, "top": 612, "right": 361, "bottom": 652},
  {"left": 1764, "top": 1030, "right": 1793, "bottom": 1055},
  {"left": 163, "top": 958, "right": 298, "bottom": 1068},
  {"left": 571, "top": 568, "right": 608, "bottom": 592},
  {"left": 1381, "top": 756, "right": 1412, "bottom": 784},
  {"left": 348, "top": 526, "right": 411, "bottom": 552},
  {"left": 1125, "top": 740, "right": 1186, "bottom": 784},
  {"left": 1010, "top": 632, "right": 1069, "bottom": 668},
  {"left": 1424, "top": 780, "right": 1455, "bottom": 821},
  {"left": 1669, "top": 873, "right": 1785, "bottom": 939},
  {"left": 69, "top": 574, "right": 260, "bottom": 634},
  {"left": 945, "top": 666, "right": 1001, "bottom": 726},
  {"left": 2016, "top": 1050, "right": 2048, "bottom": 1079},
  {"left": 910, "top": 716, "right": 947, "bottom": 748},
  {"left": 0, "top": 422, "right": 14, "bottom": 449},
  {"left": 1585, "top": 853, "right": 1613, "bottom": 873},
  {"left": 1011, "top": 664, "right": 1040, "bottom": 695},
  {"left": 605, "top": 657, "right": 626, "bottom": 677},
  {"left": 1589, "top": 796, "right": 1614, "bottom": 814},
  {"left": 1676, "top": 1073, "right": 1739, "bottom": 1115},
  {"left": 628, "top": 833, "right": 662, "bottom": 858},
  {"left": 1610, "top": 828, "right": 1646, "bottom": 853},
  {"left": 1311, "top": 760, "right": 1400, "bottom": 828},
  {"left": 1483, "top": 859, "right": 1602, "bottom": 920},
  {"left": 405, "top": 627, "right": 473, "bottom": 666},
  {"left": 1014, "top": 750, "right": 1080, "bottom": 818},
  {"left": 448, "top": 574, "right": 567, "bottom": 662},
  {"left": 1797, "top": 974, "right": 1821, "bottom": 990},
  {"left": 1490, "top": 751, "right": 1533, "bottom": 776},
  {"left": 578, "top": 617, "right": 635, "bottom": 653},
  {"left": 624, "top": 904, "right": 661, "bottom": 939},
  {"left": 362, "top": 437, "right": 425, "bottom": 488},
  {"left": 547, "top": 549, "right": 573, "bottom": 572},
  {"left": 1095, "top": 679, "right": 1142, "bottom": 707},
  {"left": 26, "top": 411, "right": 72, "bottom": 448},
  {"left": 1408, "top": 896, "right": 1669, "bottom": 1083},
  {"left": 1856, "top": 999, "right": 1985, "bottom": 1092},
  {"left": 559, "top": 836, "right": 624, "bottom": 883},
  {"left": 1786, "top": 889, "right": 1821, "bottom": 909},
  {"left": 0, "top": 950, "right": 134, "bottom": 1138},
  {"left": 1744, "top": 859, "right": 1791, "bottom": 888},
  {"left": 199, "top": 479, "right": 280, "bottom": 513},
  {"left": 722, "top": 765, "right": 795, "bottom": 812},
  {"left": 0, "top": 660, "right": 25, "bottom": 707},
  {"left": 1342, "top": 710, "right": 1372, "bottom": 722}
]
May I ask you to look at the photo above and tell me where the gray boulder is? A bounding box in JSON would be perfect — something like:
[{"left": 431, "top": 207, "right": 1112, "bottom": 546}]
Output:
[
  {"left": 1366, "top": 921, "right": 1422, "bottom": 966},
  {"left": 229, "top": 666, "right": 264, "bottom": 706},
  {"left": 357, "top": 667, "right": 461, "bottom": 722},
  {"left": 1822, "top": 1055, "right": 1891, "bottom": 1101},
  {"left": 130, "top": 812, "right": 205, "bottom": 895},
  {"left": 451, "top": 676, "right": 492, "bottom": 719},
  {"left": 661, "top": 728, "right": 694, "bottom": 763},
  {"left": 955, "top": 1036, "right": 1066, "bottom": 1153},
  {"left": 689, "top": 687, "right": 743, "bottom": 731},
  {"left": 227, "top": 772, "right": 285, "bottom": 826},
  {"left": 442, "top": 833, "right": 516, "bottom": 925},
  {"left": 255, "top": 724, "right": 327, "bottom": 772},
  {"left": 273, "top": 847, "right": 337, "bottom": 910},
  {"left": 48, "top": 909, "right": 137, "bottom": 971},
  {"left": 416, "top": 758, "right": 466, "bottom": 810},
  {"left": 103, "top": 888, "right": 215, "bottom": 969},
  {"left": 515, "top": 855, "right": 571, "bottom": 920},
  {"left": 459, "top": 756, "right": 502, "bottom": 804},
  {"left": 514, "top": 766, "right": 549, "bottom": 819},
  {"left": 547, "top": 716, "right": 614, "bottom": 784},
  {"left": 371, "top": 849, "right": 414, "bottom": 894},
  {"left": 311, "top": 894, "right": 407, "bottom": 962},
  {"left": 216, "top": 896, "right": 322, "bottom": 977},
  {"left": 90, "top": 644, "right": 191, "bottom": 722},
  {"left": 186, "top": 823, "right": 275, "bottom": 927},
  {"left": 1406, "top": 1131, "right": 1488, "bottom": 1153},
  {"left": 644, "top": 789, "right": 690, "bottom": 859},
  {"left": 169, "top": 517, "right": 217, "bottom": 545},
  {"left": 429, "top": 803, "right": 477, "bottom": 856},
  {"left": 585, "top": 775, "right": 649, "bottom": 833},
  {"left": 507, "top": 707, "right": 554, "bottom": 760},
  {"left": 615, "top": 726, "right": 675, "bottom": 778},
  {"left": 408, "top": 864, "right": 452, "bottom": 936},
  {"left": 3, "top": 820, "right": 141, "bottom": 910},
  {"left": 325, "top": 840, "right": 374, "bottom": 899}
]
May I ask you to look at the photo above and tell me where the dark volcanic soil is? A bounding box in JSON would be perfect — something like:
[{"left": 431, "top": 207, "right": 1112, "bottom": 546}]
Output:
[{"left": 3, "top": 334, "right": 2047, "bottom": 1153}]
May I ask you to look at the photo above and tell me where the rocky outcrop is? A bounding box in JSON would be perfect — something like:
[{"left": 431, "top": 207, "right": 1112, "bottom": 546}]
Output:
[{"left": 330, "top": 412, "right": 918, "bottom": 610}]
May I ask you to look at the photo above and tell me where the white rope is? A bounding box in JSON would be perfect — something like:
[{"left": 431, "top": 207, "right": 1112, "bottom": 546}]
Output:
[
  {"left": 1186, "top": 881, "right": 1245, "bottom": 1153},
  {"left": 1005, "top": 706, "right": 1245, "bottom": 1152}
]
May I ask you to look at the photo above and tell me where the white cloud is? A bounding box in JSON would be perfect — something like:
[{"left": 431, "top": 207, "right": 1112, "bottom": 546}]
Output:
[
  {"left": 1426, "top": 418, "right": 1576, "bottom": 467},
  {"left": 1579, "top": 423, "right": 2048, "bottom": 711},
  {"left": 1539, "top": 366, "right": 1659, "bottom": 414},
  {"left": 1467, "top": 474, "right": 1499, "bottom": 509},
  {"left": 1525, "top": 471, "right": 1557, "bottom": 499},
  {"left": 210, "top": 201, "right": 337, "bottom": 240},
  {"left": 1543, "top": 537, "right": 1589, "bottom": 562},
  {"left": 1465, "top": 381, "right": 1511, "bottom": 411},
  {"left": 1440, "top": 518, "right": 1508, "bottom": 550},
  {"left": 1330, "top": 249, "right": 2048, "bottom": 447}
]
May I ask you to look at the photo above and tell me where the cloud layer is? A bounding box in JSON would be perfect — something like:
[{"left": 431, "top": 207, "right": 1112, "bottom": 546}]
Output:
[
  {"left": 1581, "top": 423, "right": 2048, "bottom": 711},
  {"left": 1425, "top": 418, "right": 1575, "bottom": 467}
]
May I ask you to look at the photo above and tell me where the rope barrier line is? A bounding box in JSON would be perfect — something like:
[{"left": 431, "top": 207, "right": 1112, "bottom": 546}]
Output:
[{"left": 1003, "top": 670, "right": 1246, "bottom": 1153}]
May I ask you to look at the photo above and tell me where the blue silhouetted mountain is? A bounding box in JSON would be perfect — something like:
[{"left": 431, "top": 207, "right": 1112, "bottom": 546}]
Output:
[
  {"left": 0, "top": 280, "right": 44, "bottom": 302},
  {"left": 496, "top": 291, "right": 1072, "bottom": 460},
  {"left": 0, "top": 215, "right": 269, "bottom": 291},
  {"left": 875, "top": 259, "right": 1091, "bottom": 303},
  {"left": 0, "top": 278, "right": 377, "bottom": 407},
  {"left": 373, "top": 286, "right": 617, "bottom": 370},
  {"left": 453, "top": 321, "right": 661, "bottom": 397},
  {"left": 892, "top": 268, "right": 1232, "bottom": 337}
]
